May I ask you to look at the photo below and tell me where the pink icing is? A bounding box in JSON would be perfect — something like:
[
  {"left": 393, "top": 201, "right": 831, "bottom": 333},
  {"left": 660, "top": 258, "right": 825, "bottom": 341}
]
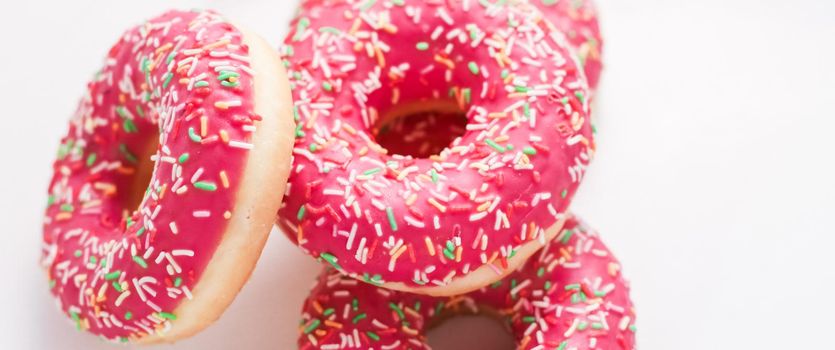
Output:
[
  {"left": 536, "top": 0, "right": 604, "bottom": 89},
  {"left": 42, "top": 10, "right": 261, "bottom": 341},
  {"left": 298, "top": 217, "right": 636, "bottom": 349},
  {"left": 277, "top": 0, "right": 596, "bottom": 288}
]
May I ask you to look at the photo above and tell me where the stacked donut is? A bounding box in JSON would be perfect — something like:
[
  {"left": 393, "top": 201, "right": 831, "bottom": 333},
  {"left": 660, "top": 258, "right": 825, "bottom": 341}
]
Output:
[{"left": 41, "top": 0, "right": 634, "bottom": 348}]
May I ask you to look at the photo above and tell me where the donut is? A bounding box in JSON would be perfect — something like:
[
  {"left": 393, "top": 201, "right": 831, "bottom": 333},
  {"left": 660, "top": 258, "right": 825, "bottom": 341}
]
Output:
[
  {"left": 535, "top": 0, "right": 604, "bottom": 89},
  {"left": 298, "top": 217, "right": 636, "bottom": 349},
  {"left": 278, "top": 0, "right": 596, "bottom": 295},
  {"left": 41, "top": 10, "right": 295, "bottom": 342}
]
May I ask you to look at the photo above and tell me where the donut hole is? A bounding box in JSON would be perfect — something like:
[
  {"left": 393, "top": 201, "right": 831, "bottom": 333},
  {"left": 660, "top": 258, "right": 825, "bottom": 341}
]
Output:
[
  {"left": 427, "top": 314, "right": 515, "bottom": 349},
  {"left": 372, "top": 101, "right": 467, "bottom": 159},
  {"left": 118, "top": 137, "right": 159, "bottom": 219}
]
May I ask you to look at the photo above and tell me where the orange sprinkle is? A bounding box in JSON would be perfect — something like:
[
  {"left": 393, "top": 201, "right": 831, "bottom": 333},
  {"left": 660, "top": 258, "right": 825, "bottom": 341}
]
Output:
[
  {"left": 427, "top": 198, "right": 447, "bottom": 213},
  {"left": 219, "top": 170, "right": 230, "bottom": 188},
  {"left": 312, "top": 300, "right": 324, "bottom": 314},
  {"left": 424, "top": 237, "right": 436, "bottom": 256},
  {"left": 324, "top": 320, "right": 343, "bottom": 329},
  {"left": 202, "top": 39, "right": 230, "bottom": 51},
  {"left": 219, "top": 129, "right": 230, "bottom": 143}
]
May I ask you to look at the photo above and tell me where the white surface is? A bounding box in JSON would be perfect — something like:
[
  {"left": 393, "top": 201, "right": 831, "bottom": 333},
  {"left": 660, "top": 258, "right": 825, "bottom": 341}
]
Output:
[{"left": 0, "top": 0, "right": 833, "bottom": 349}]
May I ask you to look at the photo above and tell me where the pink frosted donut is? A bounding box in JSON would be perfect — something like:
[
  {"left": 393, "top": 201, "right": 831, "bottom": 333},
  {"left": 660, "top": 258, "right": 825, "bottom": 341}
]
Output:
[
  {"left": 535, "top": 0, "right": 604, "bottom": 89},
  {"left": 277, "top": 0, "right": 596, "bottom": 295},
  {"left": 298, "top": 217, "right": 636, "bottom": 349},
  {"left": 41, "top": 10, "right": 295, "bottom": 342}
]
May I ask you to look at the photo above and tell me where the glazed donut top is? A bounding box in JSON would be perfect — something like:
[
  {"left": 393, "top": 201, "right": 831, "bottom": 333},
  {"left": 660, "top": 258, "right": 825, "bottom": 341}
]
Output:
[
  {"left": 42, "top": 10, "right": 261, "bottom": 341},
  {"left": 299, "top": 217, "right": 636, "bottom": 349},
  {"left": 278, "top": 0, "right": 595, "bottom": 289}
]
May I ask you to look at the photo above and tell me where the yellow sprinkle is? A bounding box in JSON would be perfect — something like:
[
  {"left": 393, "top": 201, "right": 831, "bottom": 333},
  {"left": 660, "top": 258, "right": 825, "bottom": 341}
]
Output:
[
  {"left": 224, "top": 211, "right": 232, "bottom": 219},
  {"left": 427, "top": 198, "right": 447, "bottom": 213},
  {"left": 219, "top": 129, "right": 230, "bottom": 143},
  {"left": 405, "top": 194, "right": 418, "bottom": 206},
  {"left": 477, "top": 201, "right": 491, "bottom": 212},
  {"left": 200, "top": 116, "right": 208, "bottom": 137}
]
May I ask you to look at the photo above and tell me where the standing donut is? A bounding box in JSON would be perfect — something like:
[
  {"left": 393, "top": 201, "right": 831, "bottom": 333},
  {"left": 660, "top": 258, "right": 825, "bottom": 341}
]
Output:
[
  {"left": 278, "top": 0, "right": 596, "bottom": 296},
  {"left": 41, "top": 10, "right": 295, "bottom": 342},
  {"left": 298, "top": 217, "right": 636, "bottom": 349}
]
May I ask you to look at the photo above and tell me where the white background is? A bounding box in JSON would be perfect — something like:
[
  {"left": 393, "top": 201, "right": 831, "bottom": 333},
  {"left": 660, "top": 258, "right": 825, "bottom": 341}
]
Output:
[{"left": 1, "top": 0, "right": 833, "bottom": 349}]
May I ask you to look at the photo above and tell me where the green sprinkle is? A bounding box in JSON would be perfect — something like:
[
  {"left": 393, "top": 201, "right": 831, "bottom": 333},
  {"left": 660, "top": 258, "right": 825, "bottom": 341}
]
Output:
[
  {"left": 132, "top": 256, "right": 148, "bottom": 268},
  {"left": 501, "top": 69, "right": 510, "bottom": 79},
  {"left": 119, "top": 144, "right": 138, "bottom": 163},
  {"left": 561, "top": 229, "right": 574, "bottom": 244},
  {"left": 135, "top": 227, "right": 146, "bottom": 237},
  {"left": 414, "top": 301, "right": 422, "bottom": 311},
  {"left": 112, "top": 281, "right": 123, "bottom": 292},
  {"left": 115, "top": 106, "right": 129, "bottom": 118},
  {"left": 135, "top": 105, "right": 145, "bottom": 117},
  {"left": 188, "top": 127, "right": 202, "bottom": 142},
  {"left": 561, "top": 189, "right": 568, "bottom": 198},
  {"left": 484, "top": 139, "right": 506, "bottom": 153},
  {"left": 86, "top": 153, "right": 97, "bottom": 167},
  {"left": 104, "top": 271, "right": 121, "bottom": 280},
  {"left": 319, "top": 26, "right": 341, "bottom": 35},
  {"left": 352, "top": 298, "right": 359, "bottom": 311},
  {"left": 522, "top": 316, "right": 536, "bottom": 323},
  {"left": 366, "top": 331, "right": 380, "bottom": 341},
  {"left": 577, "top": 321, "right": 588, "bottom": 331},
  {"left": 320, "top": 252, "right": 342, "bottom": 270},
  {"left": 303, "top": 319, "right": 321, "bottom": 334},
  {"left": 297, "top": 205, "right": 306, "bottom": 220},
  {"left": 430, "top": 169, "right": 439, "bottom": 183},
  {"left": 89, "top": 256, "right": 97, "bottom": 264},
  {"left": 556, "top": 341, "right": 568, "bottom": 350},
  {"left": 565, "top": 283, "right": 580, "bottom": 290},
  {"left": 123, "top": 119, "right": 138, "bottom": 133},
  {"left": 462, "top": 88, "right": 472, "bottom": 104},
  {"left": 629, "top": 324, "right": 638, "bottom": 332},
  {"left": 60, "top": 203, "right": 74, "bottom": 212},
  {"left": 194, "top": 80, "right": 210, "bottom": 88},
  {"left": 294, "top": 124, "right": 305, "bottom": 138},
  {"left": 363, "top": 167, "right": 382, "bottom": 176},
  {"left": 468, "top": 61, "right": 480, "bottom": 75},
  {"left": 416, "top": 42, "right": 429, "bottom": 51},
  {"left": 591, "top": 322, "right": 604, "bottom": 330},
  {"left": 537, "top": 267, "right": 545, "bottom": 277},
  {"left": 575, "top": 91, "right": 585, "bottom": 104},
  {"left": 544, "top": 281, "right": 552, "bottom": 290},
  {"left": 490, "top": 280, "right": 503, "bottom": 288},
  {"left": 74, "top": 250, "right": 82, "bottom": 258},
  {"left": 389, "top": 302, "right": 405, "bottom": 320},
  {"left": 174, "top": 277, "right": 182, "bottom": 287},
  {"left": 323, "top": 308, "right": 335, "bottom": 316},
  {"left": 542, "top": 0, "right": 558, "bottom": 5},
  {"left": 194, "top": 181, "right": 218, "bottom": 191},
  {"left": 178, "top": 153, "right": 190, "bottom": 163},
  {"left": 220, "top": 80, "right": 239, "bottom": 88},
  {"left": 352, "top": 313, "right": 367, "bottom": 324},
  {"left": 217, "top": 71, "right": 240, "bottom": 81},
  {"left": 322, "top": 81, "right": 333, "bottom": 91},
  {"left": 158, "top": 312, "right": 177, "bottom": 320},
  {"left": 360, "top": 0, "right": 377, "bottom": 11},
  {"left": 162, "top": 72, "right": 174, "bottom": 89},
  {"left": 309, "top": 143, "right": 318, "bottom": 152},
  {"left": 386, "top": 207, "right": 398, "bottom": 231},
  {"left": 514, "top": 85, "right": 529, "bottom": 93},
  {"left": 523, "top": 147, "right": 537, "bottom": 155}
]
